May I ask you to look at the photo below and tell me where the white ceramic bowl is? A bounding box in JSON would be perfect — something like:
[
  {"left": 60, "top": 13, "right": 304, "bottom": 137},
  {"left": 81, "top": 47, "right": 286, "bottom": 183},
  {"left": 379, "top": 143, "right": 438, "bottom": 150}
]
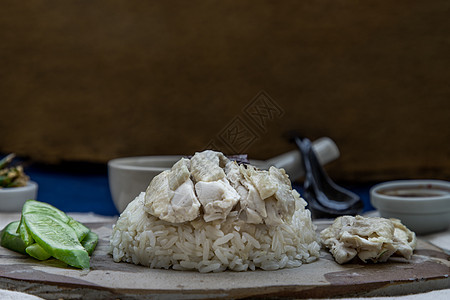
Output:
[
  {"left": 0, "top": 181, "right": 39, "bottom": 212},
  {"left": 108, "top": 156, "right": 183, "bottom": 213},
  {"left": 370, "top": 180, "right": 450, "bottom": 235}
]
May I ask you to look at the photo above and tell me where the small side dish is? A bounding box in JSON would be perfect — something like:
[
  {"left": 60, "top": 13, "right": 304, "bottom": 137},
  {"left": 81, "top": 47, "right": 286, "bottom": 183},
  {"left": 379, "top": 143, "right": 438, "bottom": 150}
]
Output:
[
  {"left": 0, "top": 153, "right": 38, "bottom": 212},
  {"left": 0, "top": 153, "right": 29, "bottom": 188},
  {"left": 370, "top": 180, "right": 450, "bottom": 234}
]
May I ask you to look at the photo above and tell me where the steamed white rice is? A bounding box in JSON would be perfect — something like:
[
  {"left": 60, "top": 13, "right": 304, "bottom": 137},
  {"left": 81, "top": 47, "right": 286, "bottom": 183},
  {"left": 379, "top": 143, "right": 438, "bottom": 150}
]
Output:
[{"left": 110, "top": 192, "right": 320, "bottom": 272}]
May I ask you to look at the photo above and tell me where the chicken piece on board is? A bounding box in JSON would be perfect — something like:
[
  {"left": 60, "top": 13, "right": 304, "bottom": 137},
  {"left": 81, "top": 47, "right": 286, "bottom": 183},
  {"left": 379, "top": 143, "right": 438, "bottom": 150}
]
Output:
[{"left": 320, "top": 215, "right": 416, "bottom": 264}]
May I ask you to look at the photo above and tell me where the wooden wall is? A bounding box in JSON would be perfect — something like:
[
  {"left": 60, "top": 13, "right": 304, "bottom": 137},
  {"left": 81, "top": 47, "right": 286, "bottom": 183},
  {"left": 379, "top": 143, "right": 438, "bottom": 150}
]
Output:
[{"left": 1, "top": 0, "right": 449, "bottom": 181}]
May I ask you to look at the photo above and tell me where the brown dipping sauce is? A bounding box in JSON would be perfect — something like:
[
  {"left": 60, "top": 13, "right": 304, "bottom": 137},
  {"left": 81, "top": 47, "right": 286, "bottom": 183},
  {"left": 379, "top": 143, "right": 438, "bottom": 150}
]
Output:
[{"left": 378, "top": 184, "right": 450, "bottom": 198}]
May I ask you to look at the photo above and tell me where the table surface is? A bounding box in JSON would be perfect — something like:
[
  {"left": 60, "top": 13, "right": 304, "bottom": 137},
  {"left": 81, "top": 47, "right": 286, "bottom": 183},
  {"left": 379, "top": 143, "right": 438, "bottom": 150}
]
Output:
[{"left": 1, "top": 213, "right": 449, "bottom": 300}]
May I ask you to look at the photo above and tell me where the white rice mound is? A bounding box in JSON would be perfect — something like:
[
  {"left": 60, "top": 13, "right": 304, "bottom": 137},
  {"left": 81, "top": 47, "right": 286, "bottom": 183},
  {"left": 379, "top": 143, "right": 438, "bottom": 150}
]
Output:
[{"left": 110, "top": 192, "right": 320, "bottom": 272}]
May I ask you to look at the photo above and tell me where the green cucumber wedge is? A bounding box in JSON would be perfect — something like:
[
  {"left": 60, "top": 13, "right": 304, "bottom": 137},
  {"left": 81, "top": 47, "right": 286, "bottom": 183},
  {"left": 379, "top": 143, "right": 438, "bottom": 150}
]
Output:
[
  {"left": 0, "top": 221, "right": 27, "bottom": 254},
  {"left": 81, "top": 231, "right": 98, "bottom": 255},
  {"left": 21, "top": 200, "right": 69, "bottom": 223},
  {"left": 18, "top": 200, "right": 69, "bottom": 247},
  {"left": 17, "top": 218, "right": 34, "bottom": 247},
  {"left": 24, "top": 213, "right": 90, "bottom": 269},
  {"left": 26, "top": 243, "right": 51, "bottom": 260},
  {"left": 68, "top": 217, "right": 90, "bottom": 242}
]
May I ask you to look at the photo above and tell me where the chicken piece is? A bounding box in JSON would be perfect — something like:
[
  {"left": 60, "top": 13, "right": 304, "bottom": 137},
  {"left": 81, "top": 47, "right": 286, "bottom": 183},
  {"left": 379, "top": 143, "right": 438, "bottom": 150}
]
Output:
[
  {"left": 240, "top": 165, "right": 277, "bottom": 199},
  {"left": 264, "top": 197, "right": 284, "bottom": 225},
  {"left": 167, "top": 158, "right": 191, "bottom": 190},
  {"left": 227, "top": 161, "right": 296, "bottom": 225},
  {"left": 144, "top": 158, "right": 200, "bottom": 223},
  {"left": 320, "top": 215, "right": 416, "bottom": 264},
  {"left": 195, "top": 179, "right": 240, "bottom": 222},
  {"left": 268, "top": 166, "right": 296, "bottom": 221},
  {"left": 224, "top": 161, "right": 247, "bottom": 199},
  {"left": 241, "top": 165, "right": 296, "bottom": 225},
  {"left": 241, "top": 180, "right": 268, "bottom": 224},
  {"left": 391, "top": 218, "right": 417, "bottom": 259},
  {"left": 190, "top": 150, "right": 228, "bottom": 182},
  {"left": 225, "top": 161, "right": 267, "bottom": 224}
]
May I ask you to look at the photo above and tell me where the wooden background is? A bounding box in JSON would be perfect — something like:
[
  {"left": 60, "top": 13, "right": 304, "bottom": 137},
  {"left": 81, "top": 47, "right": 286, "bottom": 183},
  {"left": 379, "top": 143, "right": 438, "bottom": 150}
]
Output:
[{"left": 1, "top": 0, "right": 449, "bottom": 181}]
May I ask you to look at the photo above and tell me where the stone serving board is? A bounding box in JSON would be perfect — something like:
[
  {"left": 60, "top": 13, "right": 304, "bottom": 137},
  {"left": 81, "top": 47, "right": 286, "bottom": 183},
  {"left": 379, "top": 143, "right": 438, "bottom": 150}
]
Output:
[{"left": 0, "top": 218, "right": 449, "bottom": 299}]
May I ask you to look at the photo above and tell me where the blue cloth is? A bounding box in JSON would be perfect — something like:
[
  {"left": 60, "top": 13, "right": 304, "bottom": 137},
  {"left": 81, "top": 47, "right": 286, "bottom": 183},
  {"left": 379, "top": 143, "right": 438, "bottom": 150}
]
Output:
[{"left": 26, "top": 164, "right": 119, "bottom": 216}]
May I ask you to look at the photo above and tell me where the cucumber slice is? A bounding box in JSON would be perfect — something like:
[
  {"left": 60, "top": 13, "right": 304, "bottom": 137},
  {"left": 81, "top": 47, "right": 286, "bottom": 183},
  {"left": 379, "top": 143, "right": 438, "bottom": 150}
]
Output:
[
  {"left": 19, "top": 200, "right": 69, "bottom": 247},
  {"left": 22, "top": 200, "right": 69, "bottom": 223},
  {"left": 68, "top": 217, "right": 90, "bottom": 242},
  {"left": 0, "top": 221, "right": 27, "bottom": 254},
  {"left": 18, "top": 218, "right": 34, "bottom": 247},
  {"left": 81, "top": 231, "right": 98, "bottom": 255},
  {"left": 26, "top": 243, "right": 51, "bottom": 260},
  {"left": 24, "top": 213, "right": 90, "bottom": 269}
]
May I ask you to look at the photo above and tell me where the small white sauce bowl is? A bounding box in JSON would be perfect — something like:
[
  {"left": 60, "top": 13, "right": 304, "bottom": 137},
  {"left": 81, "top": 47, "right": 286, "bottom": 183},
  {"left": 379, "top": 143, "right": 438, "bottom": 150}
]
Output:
[
  {"left": 370, "top": 180, "right": 450, "bottom": 235},
  {"left": 0, "top": 181, "right": 38, "bottom": 212}
]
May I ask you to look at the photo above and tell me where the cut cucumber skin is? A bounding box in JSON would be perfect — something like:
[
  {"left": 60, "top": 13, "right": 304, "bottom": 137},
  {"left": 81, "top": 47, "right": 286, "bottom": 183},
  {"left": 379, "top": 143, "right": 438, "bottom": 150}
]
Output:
[
  {"left": 18, "top": 218, "right": 34, "bottom": 247},
  {"left": 26, "top": 243, "right": 51, "bottom": 260},
  {"left": 24, "top": 213, "right": 90, "bottom": 269},
  {"left": 22, "top": 200, "right": 69, "bottom": 223},
  {"left": 0, "top": 221, "right": 27, "bottom": 255},
  {"left": 81, "top": 231, "right": 98, "bottom": 255},
  {"left": 68, "top": 217, "right": 90, "bottom": 242}
]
